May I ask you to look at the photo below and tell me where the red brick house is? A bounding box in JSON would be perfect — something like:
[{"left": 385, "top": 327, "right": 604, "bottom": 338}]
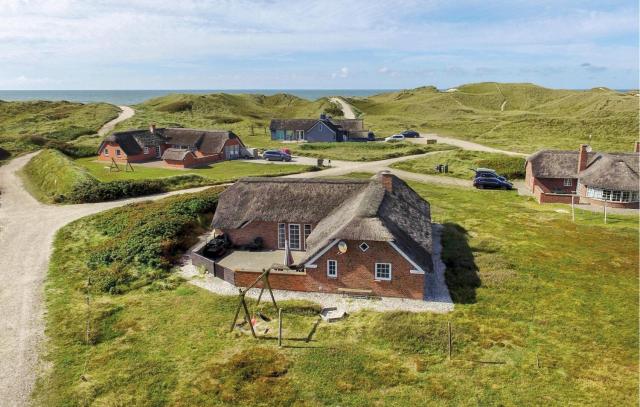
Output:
[
  {"left": 97, "top": 125, "right": 245, "bottom": 168},
  {"left": 525, "top": 143, "right": 639, "bottom": 208},
  {"left": 209, "top": 173, "right": 433, "bottom": 300}
]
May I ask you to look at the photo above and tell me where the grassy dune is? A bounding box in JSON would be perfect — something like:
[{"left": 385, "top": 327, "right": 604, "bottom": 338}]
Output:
[
  {"left": 392, "top": 150, "right": 527, "bottom": 180},
  {"left": 21, "top": 149, "right": 95, "bottom": 202},
  {"left": 36, "top": 182, "right": 637, "bottom": 405},
  {"left": 110, "top": 93, "right": 340, "bottom": 150},
  {"left": 347, "top": 83, "right": 639, "bottom": 153},
  {"left": 0, "top": 100, "right": 120, "bottom": 162}
]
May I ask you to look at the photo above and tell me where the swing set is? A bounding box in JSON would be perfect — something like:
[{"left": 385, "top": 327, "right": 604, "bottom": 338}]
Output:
[
  {"left": 108, "top": 157, "right": 134, "bottom": 173},
  {"left": 229, "top": 267, "right": 279, "bottom": 338}
]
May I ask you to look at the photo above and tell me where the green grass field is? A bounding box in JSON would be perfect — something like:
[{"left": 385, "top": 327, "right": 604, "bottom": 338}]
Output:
[
  {"left": 288, "top": 141, "right": 455, "bottom": 161},
  {"left": 0, "top": 101, "right": 120, "bottom": 162},
  {"left": 392, "top": 150, "right": 527, "bottom": 180},
  {"left": 347, "top": 83, "right": 639, "bottom": 154},
  {"left": 36, "top": 181, "right": 638, "bottom": 405},
  {"left": 74, "top": 157, "right": 314, "bottom": 182}
]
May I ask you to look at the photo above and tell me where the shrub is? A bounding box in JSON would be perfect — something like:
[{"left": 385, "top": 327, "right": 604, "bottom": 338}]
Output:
[
  {"left": 87, "top": 189, "right": 220, "bottom": 291},
  {"left": 157, "top": 100, "right": 193, "bottom": 113},
  {"left": 44, "top": 126, "right": 94, "bottom": 141}
]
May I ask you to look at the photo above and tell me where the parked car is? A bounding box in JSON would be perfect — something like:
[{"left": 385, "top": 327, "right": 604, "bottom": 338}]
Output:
[
  {"left": 401, "top": 130, "right": 420, "bottom": 138},
  {"left": 471, "top": 167, "right": 507, "bottom": 182},
  {"left": 473, "top": 174, "right": 513, "bottom": 190},
  {"left": 263, "top": 150, "right": 292, "bottom": 162},
  {"left": 385, "top": 134, "right": 405, "bottom": 142}
]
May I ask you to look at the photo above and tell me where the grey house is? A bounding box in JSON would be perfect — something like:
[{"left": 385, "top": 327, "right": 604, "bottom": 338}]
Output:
[{"left": 270, "top": 114, "right": 373, "bottom": 143}]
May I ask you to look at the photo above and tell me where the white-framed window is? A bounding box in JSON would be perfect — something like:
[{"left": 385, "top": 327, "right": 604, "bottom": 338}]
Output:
[
  {"left": 296, "top": 130, "right": 305, "bottom": 140},
  {"left": 359, "top": 242, "right": 369, "bottom": 252},
  {"left": 327, "top": 259, "right": 337, "bottom": 278},
  {"left": 304, "top": 224, "right": 312, "bottom": 249},
  {"left": 586, "top": 187, "right": 639, "bottom": 202},
  {"left": 116, "top": 149, "right": 121, "bottom": 156},
  {"left": 143, "top": 147, "right": 149, "bottom": 154},
  {"left": 289, "top": 224, "right": 301, "bottom": 250},
  {"left": 103, "top": 148, "right": 109, "bottom": 156},
  {"left": 278, "top": 223, "right": 286, "bottom": 249},
  {"left": 563, "top": 178, "right": 572, "bottom": 187},
  {"left": 375, "top": 263, "right": 392, "bottom": 281}
]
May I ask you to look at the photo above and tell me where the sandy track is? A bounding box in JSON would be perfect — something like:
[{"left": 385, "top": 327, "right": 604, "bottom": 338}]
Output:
[
  {"left": 412, "top": 133, "right": 527, "bottom": 157},
  {"left": 98, "top": 105, "right": 134, "bottom": 136},
  {"left": 330, "top": 97, "right": 356, "bottom": 119},
  {"left": 0, "top": 151, "right": 212, "bottom": 407}
]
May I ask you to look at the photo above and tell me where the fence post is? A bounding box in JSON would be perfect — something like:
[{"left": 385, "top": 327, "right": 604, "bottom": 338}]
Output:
[
  {"left": 278, "top": 308, "right": 283, "bottom": 347},
  {"left": 604, "top": 201, "right": 607, "bottom": 224},
  {"left": 571, "top": 195, "right": 575, "bottom": 222}
]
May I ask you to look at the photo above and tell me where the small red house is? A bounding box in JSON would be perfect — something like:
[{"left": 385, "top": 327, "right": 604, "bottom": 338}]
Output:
[
  {"left": 209, "top": 173, "right": 433, "bottom": 300},
  {"left": 525, "top": 143, "right": 639, "bottom": 208},
  {"left": 97, "top": 125, "right": 245, "bottom": 168}
]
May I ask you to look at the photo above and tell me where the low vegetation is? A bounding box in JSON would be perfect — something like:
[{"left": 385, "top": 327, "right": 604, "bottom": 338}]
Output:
[
  {"left": 21, "top": 150, "right": 315, "bottom": 203},
  {"left": 37, "top": 180, "right": 637, "bottom": 405},
  {"left": 392, "top": 150, "right": 527, "bottom": 179},
  {"left": 348, "top": 83, "right": 639, "bottom": 153},
  {"left": 0, "top": 100, "right": 119, "bottom": 162},
  {"left": 21, "top": 149, "right": 95, "bottom": 202},
  {"left": 288, "top": 141, "right": 455, "bottom": 162}
]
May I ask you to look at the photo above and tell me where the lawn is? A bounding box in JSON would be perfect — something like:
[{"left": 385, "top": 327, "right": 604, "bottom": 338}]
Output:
[
  {"left": 288, "top": 141, "right": 455, "bottom": 162},
  {"left": 35, "top": 180, "right": 638, "bottom": 405},
  {"left": 392, "top": 150, "right": 527, "bottom": 180},
  {"left": 348, "top": 83, "right": 638, "bottom": 154},
  {"left": 74, "top": 157, "right": 314, "bottom": 182}
]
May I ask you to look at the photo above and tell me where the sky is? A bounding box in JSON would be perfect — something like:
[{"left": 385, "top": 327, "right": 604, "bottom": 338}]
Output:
[{"left": 0, "top": 0, "right": 638, "bottom": 90}]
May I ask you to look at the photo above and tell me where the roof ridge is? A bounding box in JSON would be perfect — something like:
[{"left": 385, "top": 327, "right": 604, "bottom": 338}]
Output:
[{"left": 237, "top": 177, "right": 372, "bottom": 184}]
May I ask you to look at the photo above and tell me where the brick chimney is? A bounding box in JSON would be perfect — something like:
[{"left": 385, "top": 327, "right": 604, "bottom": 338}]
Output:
[
  {"left": 634, "top": 141, "right": 640, "bottom": 153},
  {"left": 149, "top": 123, "right": 156, "bottom": 134},
  {"left": 577, "top": 144, "right": 589, "bottom": 173},
  {"left": 379, "top": 171, "right": 394, "bottom": 192}
]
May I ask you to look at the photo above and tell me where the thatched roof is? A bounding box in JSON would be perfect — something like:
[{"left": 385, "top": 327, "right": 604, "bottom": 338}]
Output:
[
  {"left": 99, "top": 127, "right": 240, "bottom": 156},
  {"left": 212, "top": 173, "right": 433, "bottom": 273},
  {"left": 212, "top": 178, "right": 371, "bottom": 227},
  {"left": 528, "top": 149, "right": 639, "bottom": 191},
  {"left": 579, "top": 154, "right": 639, "bottom": 191},
  {"left": 101, "top": 130, "right": 163, "bottom": 155},
  {"left": 162, "top": 148, "right": 194, "bottom": 161}
]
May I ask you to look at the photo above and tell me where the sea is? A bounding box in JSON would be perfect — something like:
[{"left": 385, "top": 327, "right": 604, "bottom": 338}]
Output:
[{"left": 0, "top": 89, "right": 395, "bottom": 105}]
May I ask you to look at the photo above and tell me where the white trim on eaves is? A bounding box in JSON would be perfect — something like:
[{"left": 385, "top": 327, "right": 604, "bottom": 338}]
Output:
[
  {"left": 387, "top": 241, "right": 425, "bottom": 274},
  {"left": 304, "top": 240, "right": 339, "bottom": 268}
]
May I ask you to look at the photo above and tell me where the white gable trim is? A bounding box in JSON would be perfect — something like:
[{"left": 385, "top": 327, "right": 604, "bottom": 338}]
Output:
[
  {"left": 307, "top": 120, "right": 336, "bottom": 136},
  {"left": 387, "top": 241, "right": 425, "bottom": 274},
  {"left": 304, "top": 239, "right": 339, "bottom": 267}
]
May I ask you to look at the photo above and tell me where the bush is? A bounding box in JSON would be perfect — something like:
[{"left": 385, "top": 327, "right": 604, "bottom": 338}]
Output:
[
  {"left": 87, "top": 189, "right": 220, "bottom": 291},
  {"left": 157, "top": 101, "right": 193, "bottom": 113},
  {"left": 44, "top": 126, "right": 93, "bottom": 141},
  {"left": 67, "top": 174, "right": 210, "bottom": 203}
]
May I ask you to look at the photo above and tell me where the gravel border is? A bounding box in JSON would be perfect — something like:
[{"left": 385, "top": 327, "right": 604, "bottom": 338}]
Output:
[{"left": 181, "top": 225, "right": 453, "bottom": 314}]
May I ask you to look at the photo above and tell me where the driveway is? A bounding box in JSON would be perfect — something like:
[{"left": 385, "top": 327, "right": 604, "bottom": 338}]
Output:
[{"left": 0, "top": 153, "right": 210, "bottom": 407}]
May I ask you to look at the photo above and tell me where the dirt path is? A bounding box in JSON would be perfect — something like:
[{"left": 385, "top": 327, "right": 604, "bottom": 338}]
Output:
[
  {"left": 98, "top": 105, "right": 134, "bottom": 136},
  {"left": 0, "top": 152, "right": 211, "bottom": 407},
  {"left": 330, "top": 97, "right": 357, "bottom": 119},
  {"left": 413, "top": 133, "right": 527, "bottom": 157}
]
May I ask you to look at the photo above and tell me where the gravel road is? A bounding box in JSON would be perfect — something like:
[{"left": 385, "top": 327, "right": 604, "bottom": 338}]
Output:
[{"left": 329, "top": 97, "right": 357, "bottom": 119}]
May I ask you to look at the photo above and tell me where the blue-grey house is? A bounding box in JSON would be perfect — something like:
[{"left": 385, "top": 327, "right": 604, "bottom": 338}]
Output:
[{"left": 270, "top": 114, "right": 373, "bottom": 143}]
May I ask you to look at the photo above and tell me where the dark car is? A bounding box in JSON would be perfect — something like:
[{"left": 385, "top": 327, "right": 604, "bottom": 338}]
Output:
[
  {"left": 472, "top": 167, "right": 507, "bottom": 182},
  {"left": 401, "top": 130, "right": 420, "bottom": 138},
  {"left": 263, "top": 150, "right": 292, "bottom": 162},
  {"left": 473, "top": 174, "right": 513, "bottom": 190}
]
